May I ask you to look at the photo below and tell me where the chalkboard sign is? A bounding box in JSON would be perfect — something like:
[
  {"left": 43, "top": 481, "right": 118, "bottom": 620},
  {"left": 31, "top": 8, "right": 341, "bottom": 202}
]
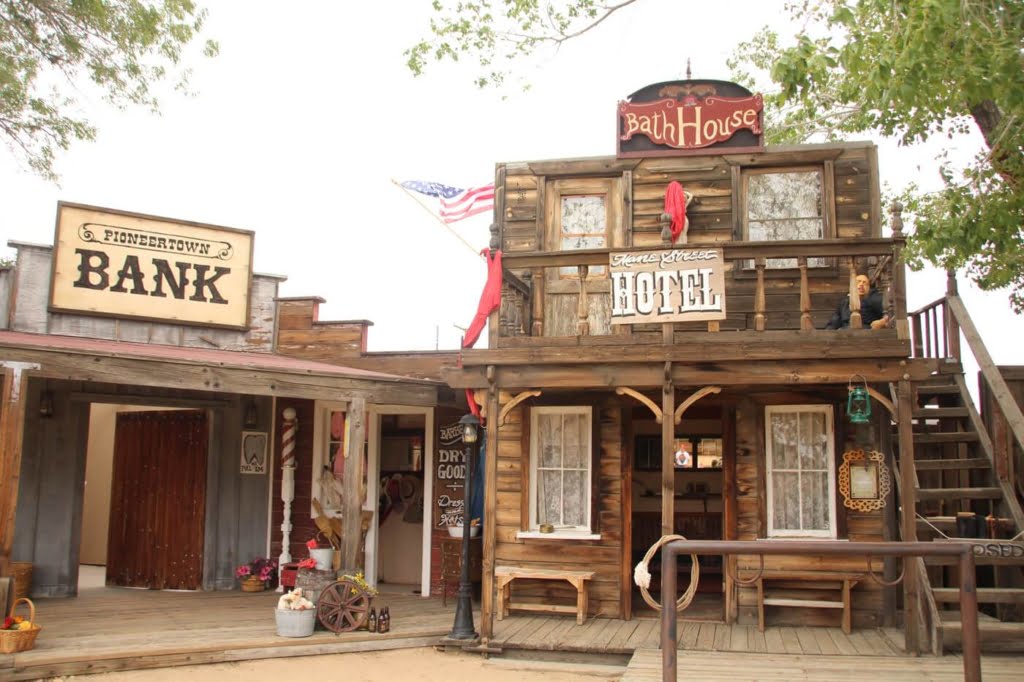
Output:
[{"left": 434, "top": 421, "right": 467, "bottom": 527}]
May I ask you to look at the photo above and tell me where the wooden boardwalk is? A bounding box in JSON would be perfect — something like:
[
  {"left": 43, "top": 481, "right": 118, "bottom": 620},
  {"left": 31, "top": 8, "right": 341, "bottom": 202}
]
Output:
[{"left": 622, "top": 648, "right": 1024, "bottom": 681}]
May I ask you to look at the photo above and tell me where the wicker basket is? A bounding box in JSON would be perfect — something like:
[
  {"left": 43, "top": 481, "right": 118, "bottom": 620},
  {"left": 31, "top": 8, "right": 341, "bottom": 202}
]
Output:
[
  {"left": 240, "top": 576, "right": 266, "bottom": 592},
  {"left": 0, "top": 598, "right": 41, "bottom": 654},
  {"left": 11, "top": 562, "right": 32, "bottom": 600}
]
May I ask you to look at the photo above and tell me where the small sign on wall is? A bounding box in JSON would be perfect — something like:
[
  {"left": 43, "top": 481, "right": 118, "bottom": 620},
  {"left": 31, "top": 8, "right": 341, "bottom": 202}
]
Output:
[{"left": 241, "top": 431, "right": 268, "bottom": 474}]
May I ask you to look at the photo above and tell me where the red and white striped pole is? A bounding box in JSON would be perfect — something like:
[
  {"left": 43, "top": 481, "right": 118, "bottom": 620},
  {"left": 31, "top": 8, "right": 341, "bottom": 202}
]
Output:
[{"left": 278, "top": 407, "right": 297, "bottom": 591}]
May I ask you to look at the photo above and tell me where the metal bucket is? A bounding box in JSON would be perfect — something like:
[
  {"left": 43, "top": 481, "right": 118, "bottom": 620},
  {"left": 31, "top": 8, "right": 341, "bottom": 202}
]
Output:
[{"left": 274, "top": 607, "right": 316, "bottom": 637}]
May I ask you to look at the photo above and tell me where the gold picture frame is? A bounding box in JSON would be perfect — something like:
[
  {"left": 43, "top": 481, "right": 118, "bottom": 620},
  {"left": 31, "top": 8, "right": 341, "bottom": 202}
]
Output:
[{"left": 838, "top": 449, "right": 891, "bottom": 512}]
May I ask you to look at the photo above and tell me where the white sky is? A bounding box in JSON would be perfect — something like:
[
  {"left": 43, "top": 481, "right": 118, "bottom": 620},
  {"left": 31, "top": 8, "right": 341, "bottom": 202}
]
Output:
[{"left": 0, "top": 0, "right": 1020, "bottom": 376}]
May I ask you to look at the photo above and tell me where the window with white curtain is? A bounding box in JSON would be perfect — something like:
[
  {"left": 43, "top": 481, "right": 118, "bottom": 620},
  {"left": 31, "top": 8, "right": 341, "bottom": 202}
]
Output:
[
  {"left": 765, "top": 405, "right": 836, "bottom": 537},
  {"left": 529, "top": 407, "right": 592, "bottom": 532}
]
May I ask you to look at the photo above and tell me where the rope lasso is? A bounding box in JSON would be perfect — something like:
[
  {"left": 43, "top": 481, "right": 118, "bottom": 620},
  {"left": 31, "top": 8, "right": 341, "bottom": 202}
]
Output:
[{"left": 633, "top": 534, "right": 700, "bottom": 612}]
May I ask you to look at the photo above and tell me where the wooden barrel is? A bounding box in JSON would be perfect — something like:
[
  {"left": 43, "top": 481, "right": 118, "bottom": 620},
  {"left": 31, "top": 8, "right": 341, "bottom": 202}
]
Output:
[{"left": 294, "top": 568, "right": 336, "bottom": 607}]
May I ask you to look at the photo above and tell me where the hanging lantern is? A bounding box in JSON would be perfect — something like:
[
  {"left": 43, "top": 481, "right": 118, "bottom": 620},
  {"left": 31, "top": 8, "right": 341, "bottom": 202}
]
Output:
[{"left": 847, "top": 375, "right": 872, "bottom": 424}]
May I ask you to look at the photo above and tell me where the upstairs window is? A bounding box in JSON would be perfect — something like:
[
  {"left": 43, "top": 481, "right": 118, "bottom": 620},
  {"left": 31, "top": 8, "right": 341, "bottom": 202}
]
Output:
[
  {"left": 559, "top": 195, "right": 607, "bottom": 278},
  {"left": 744, "top": 168, "right": 829, "bottom": 269}
]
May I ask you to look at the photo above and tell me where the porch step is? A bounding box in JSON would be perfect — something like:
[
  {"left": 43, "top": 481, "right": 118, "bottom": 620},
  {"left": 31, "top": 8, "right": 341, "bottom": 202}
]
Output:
[
  {"left": 915, "top": 487, "right": 1003, "bottom": 502},
  {"left": 940, "top": 619, "right": 1024, "bottom": 652},
  {"left": 912, "top": 432, "right": 980, "bottom": 445},
  {"left": 933, "top": 587, "right": 1024, "bottom": 604},
  {"left": 912, "top": 407, "right": 969, "bottom": 420},
  {"left": 916, "top": 383, "right": 961, "bottom": 397},
  {"left": 914, "top": 458, "right": 991, "bottom": 471}
]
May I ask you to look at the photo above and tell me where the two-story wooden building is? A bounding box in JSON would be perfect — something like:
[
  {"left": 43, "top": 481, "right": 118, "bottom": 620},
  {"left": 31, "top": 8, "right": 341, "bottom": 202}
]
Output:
[{"left": 443, "top": 80, "right": 1024, "bottom": 654}]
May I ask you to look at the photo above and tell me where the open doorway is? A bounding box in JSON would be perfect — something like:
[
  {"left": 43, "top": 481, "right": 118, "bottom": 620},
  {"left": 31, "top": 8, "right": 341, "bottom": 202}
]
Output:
[
  {"left": 630, "top": 414, "right": 725, "bottom": 621},
  {"left": 366, "top": 406, "right": 433, "bottom": 597}
]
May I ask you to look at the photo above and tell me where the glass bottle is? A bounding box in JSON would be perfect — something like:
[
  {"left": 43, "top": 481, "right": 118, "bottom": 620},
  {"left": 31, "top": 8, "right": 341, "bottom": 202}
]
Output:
[{"left": 367, "top": 606, "right": 377, "bottom": 633}]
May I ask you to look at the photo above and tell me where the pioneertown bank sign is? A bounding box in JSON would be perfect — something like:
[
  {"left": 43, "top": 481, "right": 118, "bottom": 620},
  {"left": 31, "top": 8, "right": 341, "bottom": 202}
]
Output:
[{"left": 50, "top": 202, "right": 254, "bottom": 329}]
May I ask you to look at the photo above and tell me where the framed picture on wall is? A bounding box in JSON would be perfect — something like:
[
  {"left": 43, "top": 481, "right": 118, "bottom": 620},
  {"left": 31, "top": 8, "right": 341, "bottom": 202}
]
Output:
[
  {"left": 240, "top": 431, "right": 268, "bottom": 475},
  {"left": 634, "top": 435, "right": 724, "bottom": 470}
]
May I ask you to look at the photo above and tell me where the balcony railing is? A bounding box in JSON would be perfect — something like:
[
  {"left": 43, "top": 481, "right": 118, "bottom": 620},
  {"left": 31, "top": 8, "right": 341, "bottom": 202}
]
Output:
[{"left": 492, "top": 237, "right": 908, "bottom": 346}]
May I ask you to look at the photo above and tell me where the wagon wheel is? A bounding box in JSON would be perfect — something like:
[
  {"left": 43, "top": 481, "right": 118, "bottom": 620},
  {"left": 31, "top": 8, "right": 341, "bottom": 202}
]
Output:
[{"left": 317, "top": 579, "right": 371, "bottom": 633}]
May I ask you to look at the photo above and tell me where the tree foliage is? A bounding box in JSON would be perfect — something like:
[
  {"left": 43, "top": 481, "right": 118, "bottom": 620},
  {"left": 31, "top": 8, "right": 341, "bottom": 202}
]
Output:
[
  {"left": 0, "top": 0, "right": 217, "bottom": 181},
  {"left": 405, "top": 0, "right": 638, "bottom": 89}
]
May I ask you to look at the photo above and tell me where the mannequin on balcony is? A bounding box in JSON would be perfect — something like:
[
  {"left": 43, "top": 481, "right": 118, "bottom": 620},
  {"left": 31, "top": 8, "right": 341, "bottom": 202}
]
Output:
[{"left": 825, "top": 274, "right": 889, "bottom": 330}]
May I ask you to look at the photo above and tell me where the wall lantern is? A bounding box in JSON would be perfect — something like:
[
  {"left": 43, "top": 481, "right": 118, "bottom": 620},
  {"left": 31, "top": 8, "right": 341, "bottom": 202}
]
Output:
[
  {"left": 244, "top": 398, "right": 259, "bottom": 429},
  {"left": 39, "top": 390, "right": 54, "bottom": 419},
  {"left": 460, "top": 413, "right": 479, "bottom": 444},
  {"left": 846, "top": 375, "right": 872, "bottom": 424}
]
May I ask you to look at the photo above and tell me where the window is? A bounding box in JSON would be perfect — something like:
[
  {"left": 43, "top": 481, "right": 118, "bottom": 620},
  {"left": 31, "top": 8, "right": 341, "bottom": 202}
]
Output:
[
  {"left": 765, "top": 405, "right": 836, "bottom": 538},
  {"left": 559, "top": 195, "right": 607, "bottom": 278},
  {"left": 529, "top": 407, "right": 592, "bottom": 531},
  {"left": 311, "top": 402, "right": 348, "bottom": 518},
  {"left": 634, "top": 435, "right": 723, "bottom": 470},
  {"left": 745, "top": 168, "right": 828, "bottom": 269}
]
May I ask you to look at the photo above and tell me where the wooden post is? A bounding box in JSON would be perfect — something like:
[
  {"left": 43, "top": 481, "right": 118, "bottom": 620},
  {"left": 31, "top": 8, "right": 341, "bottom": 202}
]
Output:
[
  {"left": 848, "top": 257, "right": 862, "bottom": 329},
  {"left": 531, "top": 267, "right": 544, "bottom": 337},
  {"left": 480, "top": 380, "right": 500, "bottom": 642},
  {"left": 798, "top": 256, "right": 812, "bottom": 331},
  {"left": 341, "top": 396, "right": 366, "bottom": 575},
  {"left": 576, "top": 265, "right": 590, "bottom": 336},
  {"left": 945, "top": 271, "right": 961, "bottom": 362},
  {"left": 0, "top": 363, "right": 36, "bottom": 576},
  {"left": 897, "top": 378, "right": 920, "bottom": 653},
  {"left": 754, "top": 258, "right": 766, "bottom": 332},
  {"left": 890, "top": 202, "right": 910, "bottom": 341},
  {"left": 661, "top": 362, "right": 675, "bottom": 536}
]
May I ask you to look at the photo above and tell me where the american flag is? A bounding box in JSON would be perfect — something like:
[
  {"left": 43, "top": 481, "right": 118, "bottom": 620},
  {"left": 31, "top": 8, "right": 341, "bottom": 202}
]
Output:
[{"left": 400, "top": 180, "right": 495, "bottom": 223}]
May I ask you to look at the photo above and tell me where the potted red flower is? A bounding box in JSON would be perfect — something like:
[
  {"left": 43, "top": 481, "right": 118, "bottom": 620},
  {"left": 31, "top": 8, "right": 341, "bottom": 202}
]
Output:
[{"left": 236, "top": 557, "right": 278, "bottom": 591}]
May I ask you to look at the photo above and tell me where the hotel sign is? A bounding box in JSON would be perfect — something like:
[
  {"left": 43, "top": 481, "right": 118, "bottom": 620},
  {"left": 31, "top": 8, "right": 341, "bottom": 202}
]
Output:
[
  {"left": 618, "top": 80, "right": 764, "bottom": 157},
  {"left": 610, "top": 248, "right": 727, "bottom": 325},
  {"left": 50, "top": 202, "right": 254, "bottom": 329}
]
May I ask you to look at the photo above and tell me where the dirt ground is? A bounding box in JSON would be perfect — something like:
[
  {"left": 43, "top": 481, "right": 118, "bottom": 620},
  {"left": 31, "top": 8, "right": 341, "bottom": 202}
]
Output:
[{"left": 51, "top": 647, "right": 620, "bottom": 682}]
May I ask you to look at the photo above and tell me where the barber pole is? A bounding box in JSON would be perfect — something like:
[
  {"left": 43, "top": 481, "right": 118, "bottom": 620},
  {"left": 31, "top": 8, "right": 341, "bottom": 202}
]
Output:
[{"left": 277, "top": 407, "right": 298, "bottom": 591}]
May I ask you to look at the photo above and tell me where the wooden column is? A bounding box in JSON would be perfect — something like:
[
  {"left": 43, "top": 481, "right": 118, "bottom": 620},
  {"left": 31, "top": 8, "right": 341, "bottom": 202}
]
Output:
[
  {"left": 576, "top": 265, "right": 590, "bottom": 336},
  {"left": 0, "top": 363, "right": 36, "bottom": 576},
  {"left": 341, "top": 396, "right": 366, "bottom": 575},
  {"left": 890, "top": 202, "right": 910, "bottom": 341},
  {"left": 897, "top": 378, "right": 920, "bottom": 653},
  {"left": 945, "top": 271, "right": 961, "bottom": 362},
  {"left": 753, "top": 258, "right": 766, "bottom": 332},
  {"left": 848, "top": 257, "right": 863, "bottom": 329},
  {"left": 480, "top": 378, "right": 500, "bottom": 642},
  {"left": 661, "top": 362, "right": 675, "bottom": 536},
  {"left": 798, "top": 257, "right": 812, "bottom": 331}
]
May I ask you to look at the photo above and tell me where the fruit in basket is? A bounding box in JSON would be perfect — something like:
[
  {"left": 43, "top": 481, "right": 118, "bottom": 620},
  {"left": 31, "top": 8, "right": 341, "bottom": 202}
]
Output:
[{"left": 17, "top": 622, "right": 32, "bottom": 631}]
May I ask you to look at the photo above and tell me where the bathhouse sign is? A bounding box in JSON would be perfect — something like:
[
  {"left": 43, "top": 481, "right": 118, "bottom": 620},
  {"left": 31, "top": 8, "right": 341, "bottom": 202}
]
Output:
[
  {"left": 617, "top": 79, "right": 764, "bottom": 157},
  {"left": 610, "top": 248, "right": 727, "bottom": 325},
  {"left": 50, "top": 202, "right": 254, "bottom": 329}
]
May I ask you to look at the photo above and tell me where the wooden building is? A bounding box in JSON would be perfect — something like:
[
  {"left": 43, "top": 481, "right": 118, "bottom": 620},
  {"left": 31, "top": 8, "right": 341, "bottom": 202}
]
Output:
[
  {"left": 0, "top": 203, "right": 461, "bottom": 602},
  {"left": 442, "top": 80, "right": 1024, "bottom": 654}
]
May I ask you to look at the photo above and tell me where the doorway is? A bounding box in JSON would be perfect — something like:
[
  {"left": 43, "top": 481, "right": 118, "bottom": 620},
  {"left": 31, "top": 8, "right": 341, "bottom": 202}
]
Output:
[{"left": 366, "top": 406, "right": 433, "bottom": 596}]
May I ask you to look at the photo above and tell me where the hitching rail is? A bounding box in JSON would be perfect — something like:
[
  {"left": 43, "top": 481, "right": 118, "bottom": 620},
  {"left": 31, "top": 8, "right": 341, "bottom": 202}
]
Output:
[{"left": 658, "top": 540, "right": 980, "bottom": 682}]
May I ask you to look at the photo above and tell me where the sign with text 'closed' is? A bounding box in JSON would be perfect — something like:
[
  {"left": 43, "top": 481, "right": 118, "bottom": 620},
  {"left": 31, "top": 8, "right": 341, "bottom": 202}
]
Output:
[
  {"left": 610, "top": 248, "right": 727, "bottom": 325},
  {"left": 50, "top": 203, "right": 254, "bottom": 329}
]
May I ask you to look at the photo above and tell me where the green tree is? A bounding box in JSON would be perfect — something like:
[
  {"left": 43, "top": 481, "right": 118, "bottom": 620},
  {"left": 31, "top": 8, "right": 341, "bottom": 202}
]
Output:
[
  {"left": 0, "top": 0, "right": 217, "bottom": 181},
  {"left": 730, "top": 0, "right": 1024, "bottom": 311},
  {"left": 405, "top": 0, "right": 638, "bottom": 89}
]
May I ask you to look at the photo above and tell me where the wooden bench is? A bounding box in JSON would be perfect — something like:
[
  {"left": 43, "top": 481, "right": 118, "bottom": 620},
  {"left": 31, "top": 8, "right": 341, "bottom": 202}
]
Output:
[
  {"left": 755, "top": 571, "right": 862, "bottom": 634},
  {"left": 494, "top": 566, "right": 595, "bottom": 625}
]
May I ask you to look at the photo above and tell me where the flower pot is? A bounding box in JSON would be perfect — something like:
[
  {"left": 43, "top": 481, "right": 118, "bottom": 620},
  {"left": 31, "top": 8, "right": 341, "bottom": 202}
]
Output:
[
  {"left": 309, "top": 547, "right": 334, "bottom": 571},
  {"left": 240, "top": 576, "right": 265, "bottom": 592},
  {"left": 275, "top": 607, "right": 316, "bottom": 637}
]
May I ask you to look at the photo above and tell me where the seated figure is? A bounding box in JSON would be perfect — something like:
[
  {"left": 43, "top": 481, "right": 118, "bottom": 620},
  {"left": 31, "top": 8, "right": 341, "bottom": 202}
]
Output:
[{"left": 825, "top": 274, "right": 888, "bottom": 329}]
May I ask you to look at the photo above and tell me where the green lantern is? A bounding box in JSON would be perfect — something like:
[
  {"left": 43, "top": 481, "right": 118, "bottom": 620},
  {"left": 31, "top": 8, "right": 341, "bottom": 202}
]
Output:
[{"left": 847, "top": 376, "right": 872, "bottom": 424}]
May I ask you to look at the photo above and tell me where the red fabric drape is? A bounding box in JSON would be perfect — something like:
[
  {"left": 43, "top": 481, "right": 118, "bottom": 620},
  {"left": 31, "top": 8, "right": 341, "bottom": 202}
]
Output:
[
  {"left": 665, "top": 180, "right": 688, "bottom": 243},
  {"left": 462, "top": 249, "right": 503, "bottom": 418}
]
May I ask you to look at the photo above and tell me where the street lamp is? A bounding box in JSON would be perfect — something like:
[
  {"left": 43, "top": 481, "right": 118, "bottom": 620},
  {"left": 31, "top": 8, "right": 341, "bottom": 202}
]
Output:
[{"left": 449, "top": 412, "right": 480, "bottom": 640}]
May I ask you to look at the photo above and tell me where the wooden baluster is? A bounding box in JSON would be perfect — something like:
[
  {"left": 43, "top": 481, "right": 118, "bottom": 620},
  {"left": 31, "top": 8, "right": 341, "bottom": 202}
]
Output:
[
  {"left": 911, "top": 313, "right": 923, "bottom": 358},
  {"left": 754, "top": 258, "right": 766, "bottom": 332},
  {"left": 576, "top": 264, "right": 590, "bottom": 336},
  {"left": 847, "top": 257, "right": 862, "bottom": 329},
  {"left": 890, "top": 202, "right": 909, "bottom": 340},
  {"left": 798, "top": 256, "right": 812, "bottom": 331},
  {"left": 531, "top": 267, "right": 544, "bottom": 337}
]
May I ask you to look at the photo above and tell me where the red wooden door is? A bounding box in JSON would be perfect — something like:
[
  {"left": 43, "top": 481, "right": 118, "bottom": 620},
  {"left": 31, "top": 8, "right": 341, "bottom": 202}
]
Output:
[{"left": 106, "top": 410, "right": 208, "bottom": 589}]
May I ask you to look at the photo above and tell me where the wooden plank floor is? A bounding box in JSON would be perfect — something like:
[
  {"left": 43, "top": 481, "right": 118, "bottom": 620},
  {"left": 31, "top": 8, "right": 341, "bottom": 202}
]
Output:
[
  {"left": 0, "top": 584, "right": 455, "bottom": 681},
  {"left": 621, "top": 648, "right": 1024, "bottom": 681},
  {"left": 491, "top": 614, "right": 906, "bottom": 657}
]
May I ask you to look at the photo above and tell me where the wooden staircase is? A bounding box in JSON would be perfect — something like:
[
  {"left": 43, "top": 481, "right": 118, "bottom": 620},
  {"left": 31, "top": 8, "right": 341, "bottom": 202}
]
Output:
[{"left": 903, "top": 373, "right": 1024, "bottom": 653}]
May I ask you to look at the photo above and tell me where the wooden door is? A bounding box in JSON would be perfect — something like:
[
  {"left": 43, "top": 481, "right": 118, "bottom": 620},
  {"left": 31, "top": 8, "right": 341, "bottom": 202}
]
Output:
[
  {"left": 107, "top": 410, "right": 208, "bottom": 590},
  {"left": 543, "top": 177, "right": 624, "bottom": 336}
]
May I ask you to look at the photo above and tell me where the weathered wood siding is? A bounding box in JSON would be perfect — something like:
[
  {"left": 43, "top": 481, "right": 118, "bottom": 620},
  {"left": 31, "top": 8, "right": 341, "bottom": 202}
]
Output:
[
  {"left": 493, "top": 401, "right": 624, "bottom": 618},
  {"left": 275, "top": 297, "right": 370, "bottom": 360},
  {"left": 733, "top": 395, "right": 886, "bottom": 628},
  {"left": 4, "top": 242, "right": 282, "bottom": 350},
  {"left": 498, "top": 143, "right": 881, "bottom": 335}
]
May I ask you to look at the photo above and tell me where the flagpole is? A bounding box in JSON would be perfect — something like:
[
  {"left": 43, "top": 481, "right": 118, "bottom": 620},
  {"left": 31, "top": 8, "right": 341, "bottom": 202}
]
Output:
[{"left": 391, "top": 178, "right": 485, "bottom": 259}]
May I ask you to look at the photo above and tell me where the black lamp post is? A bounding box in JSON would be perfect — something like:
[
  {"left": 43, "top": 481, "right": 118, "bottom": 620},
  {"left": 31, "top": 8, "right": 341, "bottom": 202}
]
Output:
[{"left": 449, "top": 412, "right": 479, "bottom": 640}]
